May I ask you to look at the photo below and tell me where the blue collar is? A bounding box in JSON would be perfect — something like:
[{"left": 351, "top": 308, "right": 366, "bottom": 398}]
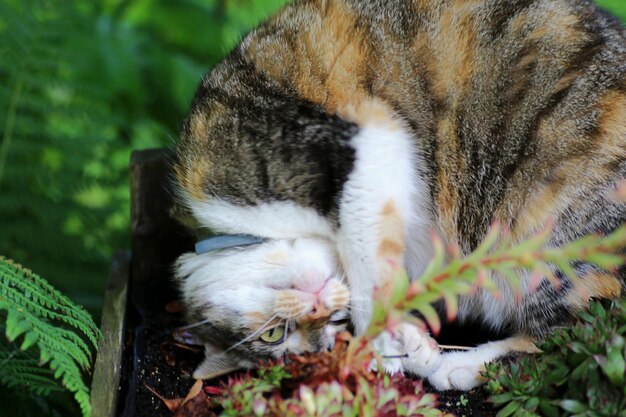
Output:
[{"left": 195, "top": 234, "right": 267, "bottom": 255}]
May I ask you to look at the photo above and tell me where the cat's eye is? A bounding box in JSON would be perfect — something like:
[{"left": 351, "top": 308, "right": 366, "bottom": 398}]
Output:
[{"left": 259, "top": 326, "right": 285, "bottom": 344}]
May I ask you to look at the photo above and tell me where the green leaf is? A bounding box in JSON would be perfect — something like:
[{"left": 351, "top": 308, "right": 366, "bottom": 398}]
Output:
[
  {"left": 0, "top": 256, "right": 101, "bottom": 417},
  {"left": 538, "top": 400, "right": 560, "bottom": 417},
  {"left": 6, "top": 316, "right": 30, "bottom": 342},
  {"left": 20, "top": 332, "right": 38, "bottom": 351},
  {"left": 496, "top": 400, "right": 522, "bottom": 417},
  {"left": 491, "top": 392, "right": 515, "bottom": 404},
  {"left": 390, "top": 268, "right": 409, "bottom": 305},
  {"left": 524, "top": 397, "right": 540, "bottom": 411},
  {"left": 417, "top": 303, "right": 441, "bottom": 335},
  {"left": 599, "top": 337, "right": 626, "bottom": 386},
  {"left": 559, "top": 400, "right": 587, "bottom": 413}
]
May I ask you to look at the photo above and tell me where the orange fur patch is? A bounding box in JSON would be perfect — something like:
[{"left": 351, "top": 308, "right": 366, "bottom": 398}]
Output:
[
  {"left": 186, "top": 159, "right": 212, "bottom": 200},
  {"left": 377, "top": 201, "right": 405, "bottom": 256},
  {"left": 245, "top": 311, "right": 272, "bottom": 327},
  {"left": 529, "top": 11, "right": 581, "bottom": 45},
  {"left": 254, "top": 0, "right": 372, "bottom": 115},
  {"left": 512, "top": 87, "right": 626, "bottom": 239},
  {"left": 376, "top": 200, "right": 406, "bottom": 298},
  {"left": 434, "top": 119, "right": 462, "bottom": 243},
  {"left": 431, "top": 1, "right": 479, "bottom": 100},
  {"left": 568, "top": 272, "right": 622, "bottom": 307},
  {"left": 596, "top": 91, "right": 626, "bottom": 157}
]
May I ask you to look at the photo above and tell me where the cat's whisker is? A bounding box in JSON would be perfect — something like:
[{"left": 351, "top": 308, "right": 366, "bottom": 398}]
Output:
[
  {"left": 337, "top": 272, "right": 349, "bottom": 285},
  {"left": 177, "top": 318, "right": 214, "bottom": 330},
  {"left": 284, "top": 319, "right": 290, "bottom": 343},
  {"left": 225, "top": 313, "right": 279, "bottom": 353},
  {"left": 345, "top": 306, "right": 370, "bottom": 314}
]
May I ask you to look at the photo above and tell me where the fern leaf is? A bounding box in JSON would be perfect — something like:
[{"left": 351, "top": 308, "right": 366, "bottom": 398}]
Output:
[
  {"left": 0, "top": 338, "right": 62, "bottom": 396},
  {"left": 0, "top": 256, "right": 101, "bottom": 417}
]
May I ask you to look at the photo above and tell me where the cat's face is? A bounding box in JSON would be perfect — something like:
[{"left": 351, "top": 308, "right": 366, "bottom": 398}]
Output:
[{"left": 175, "top": 237, "right": 350, "bottom": 378}]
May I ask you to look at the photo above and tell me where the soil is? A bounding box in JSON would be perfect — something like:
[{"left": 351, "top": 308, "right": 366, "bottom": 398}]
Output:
[
  {"left": 115, "top": 285, "right": 499, "bottom": 417},
  {"left": 429, "top": 385, "right": 495, "bottom": 417},
  {"left": 117, "top": 303, "right": 203, "bottom": 417}
]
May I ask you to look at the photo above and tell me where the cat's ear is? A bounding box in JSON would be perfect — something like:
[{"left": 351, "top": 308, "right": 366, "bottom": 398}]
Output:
[{"left": 192, "top": 346, "right": 242, "bottom": 380}]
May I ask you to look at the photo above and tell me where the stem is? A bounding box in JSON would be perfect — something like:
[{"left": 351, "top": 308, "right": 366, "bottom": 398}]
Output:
[{"left": 0, "top": 76, "right": 24, "bottom": 185}]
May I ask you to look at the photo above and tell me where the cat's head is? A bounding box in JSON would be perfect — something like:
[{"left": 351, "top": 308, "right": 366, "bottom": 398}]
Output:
[{"left": 174, "top": 237, "right": 350, "bottom": 379}]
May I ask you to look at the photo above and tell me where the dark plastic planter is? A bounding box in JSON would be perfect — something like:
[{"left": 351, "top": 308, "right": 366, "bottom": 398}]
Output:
[{"left": 91, "top": 149, "right": 196, "bottom": 417}]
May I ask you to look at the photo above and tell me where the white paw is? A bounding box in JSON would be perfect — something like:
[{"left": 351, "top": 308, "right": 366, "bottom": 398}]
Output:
[
  {"left": 427, "top": 359, "right": 486, "bottom": 391},
  {"left": 426, "top": 337, "right": 540, "bottom": 391},
  {"left": 396, "top": 322, "right": 442, "bottom": 377},
  {"left": 369, "top": 330, "right": 404, "bottom": 374}
]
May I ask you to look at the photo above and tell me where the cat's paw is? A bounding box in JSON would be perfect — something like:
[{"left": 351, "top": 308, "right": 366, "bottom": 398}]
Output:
[
  {"left": 426, "top": 337, "right": 540, "bottom": 391},
  {"left": 427, "top": 357, "right": 485, "bottom": 391},
  {"left": 368, "top": 322, "right": 441, "bottom": 376},
  {"left": 396, "top": 322, "right": 442, "bottom": 377},
  {"left": 369, "top": 330, "right": 404, "bottom": 374}
]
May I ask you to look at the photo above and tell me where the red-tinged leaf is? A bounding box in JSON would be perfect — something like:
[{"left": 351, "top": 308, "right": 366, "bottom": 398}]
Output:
[
  {"left": 385, "top": 311, "right": 402, "bottom": 332},
  {"left": 420, "top": 232, "right": 446, "bottom": 280},
  {"left": 528, "top": 271, "right": 543, "bottom": 293},
  {"left": 552, "top": 259, "right": 578, "bottom": 281},
  {"left": 174, "top": 388, "right": 209, "bottom": 417},
  {"left": 252, "top": 399, "right": 266, "bottom": 416},
  {"left": 405, "top": 280, "right": 424, "bottom": 299},
  {"left": 473, "top": 222, "right": 501, "bottom": 257},
  {"left": 144, "top": 384, "right": 184, "bottom": 413},
  {"left": 474, "top": 269, "right": 488, "bottom": 291},
  {"left": 442, "top": 292, "right": 458, "bottom": 322},
  {"left": 419, "top": 304, "right": 441, "bottom": 336},
  {"left": 204, "top": 386, "right": 224, "bottom": 396},
  {"left": 447, "top": 242, "right": 462, "bottom": 258},
  {"left": 174, "top": 379, "right": 210, "bottom": 417},
  {"left": 586, "top": 253, "right": 624, "bottom": 268},
  {"left": 182, "top": 380, "right": 204, "bottom": 405},
  {"left": 173, "top": 343, "right": 203, "bottom": 353},
  {"left": 161, "top": 343, "right": 177, "bottom": 367},
  {"left": 390, "top": 267, "right": 410, "bottom": 305}
]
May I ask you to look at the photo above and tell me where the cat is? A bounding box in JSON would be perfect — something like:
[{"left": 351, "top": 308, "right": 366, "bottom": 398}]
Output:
[{"left": 173, "top": 0, "right": 626, "bottom": 391}]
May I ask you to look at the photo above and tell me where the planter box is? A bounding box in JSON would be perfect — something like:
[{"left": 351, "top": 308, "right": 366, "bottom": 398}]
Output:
[{"left": 91, "top": 149, "right": 197, "bottom": 417}]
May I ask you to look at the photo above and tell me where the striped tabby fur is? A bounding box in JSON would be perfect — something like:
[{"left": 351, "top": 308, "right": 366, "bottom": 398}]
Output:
[{"left": 173, "top": 0, "right": 625, "bottom": 389}]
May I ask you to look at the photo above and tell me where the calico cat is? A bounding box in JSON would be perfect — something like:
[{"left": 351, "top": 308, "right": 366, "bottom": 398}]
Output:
[{"left": 173, "top": 0, "right": 626, "bottom": 390}]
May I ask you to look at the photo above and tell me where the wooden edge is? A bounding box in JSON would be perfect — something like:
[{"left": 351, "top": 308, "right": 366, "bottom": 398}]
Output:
[{"left": 90, "top": 251, "right": 131, "bottom": 417}]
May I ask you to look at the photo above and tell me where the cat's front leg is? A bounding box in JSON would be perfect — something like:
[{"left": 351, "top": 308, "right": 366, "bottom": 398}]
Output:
[
  {"left": 335, "top": 100, "right": 437, "bottom": 374},
  {"left": 426, "top": 337, "right": 540, "bottom": 390},
  {"left": 336, "top": 100, "right": 418, "bottom": 335}
]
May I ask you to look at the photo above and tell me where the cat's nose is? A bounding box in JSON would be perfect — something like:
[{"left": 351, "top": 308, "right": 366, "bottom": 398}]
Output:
[{"left": 307, "top": 300, "right": 331, "bottom": 320}]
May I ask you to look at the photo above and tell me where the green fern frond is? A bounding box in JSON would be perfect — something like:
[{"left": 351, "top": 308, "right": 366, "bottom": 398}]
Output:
[
  {"left": 0, "top": 336, "right": 62, "bottom": 396},
  {"left": 0, "top": 256, "right": 102, "bottom": 417}
]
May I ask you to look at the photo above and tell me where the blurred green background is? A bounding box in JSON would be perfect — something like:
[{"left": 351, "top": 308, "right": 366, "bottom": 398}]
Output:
[
  {"left": 0, "top": 0, "right": 290, "bottom": 320},
  {"left": 0, "top": 0, "right": 625, "bottom": 415}
]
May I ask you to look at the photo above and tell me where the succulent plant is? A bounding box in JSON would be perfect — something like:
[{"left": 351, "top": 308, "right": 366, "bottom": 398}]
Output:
[{"left": 485, "top": 300, "right": 626, "bottom": 417}]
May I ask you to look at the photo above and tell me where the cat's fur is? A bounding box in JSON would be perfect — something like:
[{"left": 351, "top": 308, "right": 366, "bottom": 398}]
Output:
[{"left": 173, "top": 0, "right": 626, "bottom": 390}]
